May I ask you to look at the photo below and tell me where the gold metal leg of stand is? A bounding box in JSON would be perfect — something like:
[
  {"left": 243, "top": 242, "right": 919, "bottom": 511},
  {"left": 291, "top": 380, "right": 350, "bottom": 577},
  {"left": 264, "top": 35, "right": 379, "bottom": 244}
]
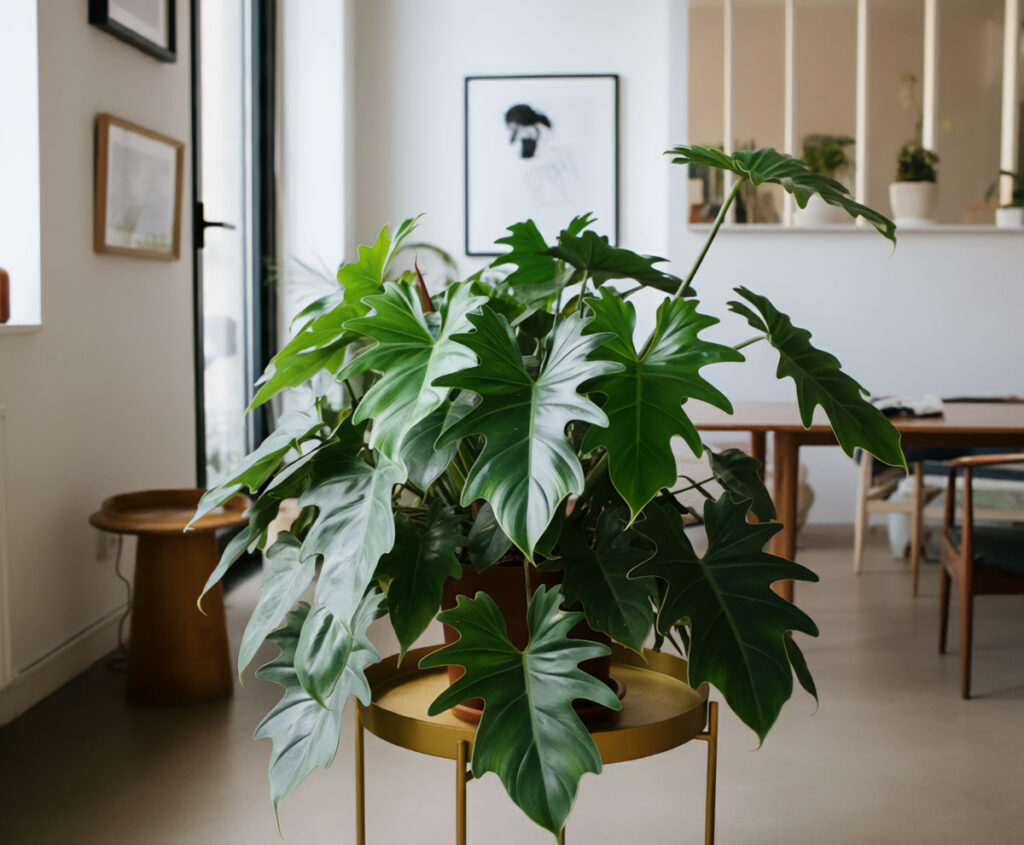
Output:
[
  {"left": 355, "top": 716, "right": 366, "bottom": 845},
  {"left": 456, "top": 740, "right": 469, "bottom": 845},
  {"left": 696, "top": 701, "right": 719, "bottom": 845}
]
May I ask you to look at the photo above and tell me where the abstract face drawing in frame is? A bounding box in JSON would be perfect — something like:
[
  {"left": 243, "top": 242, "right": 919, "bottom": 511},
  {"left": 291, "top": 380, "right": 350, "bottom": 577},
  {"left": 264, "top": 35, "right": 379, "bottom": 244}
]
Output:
[{"left": 465, "top": 75, "right": 619, "bottom": 256}]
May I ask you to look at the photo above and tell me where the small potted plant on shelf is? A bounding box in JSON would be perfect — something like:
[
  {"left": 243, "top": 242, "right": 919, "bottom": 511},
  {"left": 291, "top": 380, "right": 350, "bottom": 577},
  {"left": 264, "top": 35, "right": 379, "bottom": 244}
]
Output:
[
  {"left": 985, "top": 170, "right": 1024, "bottom": 228},
  {"left": 795, "top": 133, "right": 855, "bottom": 227},
  {"left": 890, "top": 142, "right": 939, "bottom": 225},
  {"left": 189, "top": 146, "right": 902, "bottom": 839}
]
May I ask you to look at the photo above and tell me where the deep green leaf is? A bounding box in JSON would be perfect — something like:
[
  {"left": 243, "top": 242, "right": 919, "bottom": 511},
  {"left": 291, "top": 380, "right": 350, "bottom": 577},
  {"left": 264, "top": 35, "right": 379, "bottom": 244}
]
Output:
[
  {"left": 548, "top": 230, "right": 682, "bottom": 293},
  {"left": 254, "top": 596, "right": 381, "bottom": 815},
  {"left": 436, "top": 308, "right": 620, "bottom": 558},
  {"left": 398, "top": 391, "right": 475, "bottom": 490},
  {"left": 728, "top": 287, "right": 905, "bottom": 468},
  {"left": 546, "top": 509, "right": 656, "bottom": 651},
  {"left": 341, "top": 281, "right": 486, "bottom": 462},
  {"left": 784, "top": 631, "right": 818, "bottom": 703},
  {"left": 633, "top": 495, "right": 819, "bottom": 741},
  {"left": 420, "top": 586, "right": 619, "bottom": 835},
  {"left": 667, "top": 145, "right": 896, "bottom": 243},
  {"left": 489, "top": 219, "right": 572, "bottom": 309},
  {"left": 466, "top": 501, "right": 512, "bottom": 572},
  {"left": 376, "top": 503, "right": 463, "bottom": 658},
  {"left": 249, "top": 219, "right": 419, "bottom": 409},
  {"left": 298, "top": 453, "right": 404, "bottom": 628},
  {"left": 238, "top": 532, "right": 316, "bottom": 676},
  {"left": 582, "top": 289, "right": 742, "bottom": 517},
  {"left": 708, "top": 447, "right": 776, "bottom": 521}
]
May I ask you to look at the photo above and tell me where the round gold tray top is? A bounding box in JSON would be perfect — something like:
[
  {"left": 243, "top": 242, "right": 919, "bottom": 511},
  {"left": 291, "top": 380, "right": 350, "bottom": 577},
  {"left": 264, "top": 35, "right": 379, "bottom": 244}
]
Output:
[
  {"left": 358, "top": 643, "right": 710, "bottom": 765},
  {"left": 89, "top": 488, "right": 250, "bottom": 535}
]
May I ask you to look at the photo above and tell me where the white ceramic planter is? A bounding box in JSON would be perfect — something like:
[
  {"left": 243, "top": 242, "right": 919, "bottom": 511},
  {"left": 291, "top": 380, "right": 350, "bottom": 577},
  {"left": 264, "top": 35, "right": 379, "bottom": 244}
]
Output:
[
  {"left": 794, "top": 194, "right": 850, "bottom": 227},
  {"left": 889, "top": 181, "right": 937, "bottom": 226},
  {"left": 995, "top": 206, "right": 1024, "bottom": 228}
]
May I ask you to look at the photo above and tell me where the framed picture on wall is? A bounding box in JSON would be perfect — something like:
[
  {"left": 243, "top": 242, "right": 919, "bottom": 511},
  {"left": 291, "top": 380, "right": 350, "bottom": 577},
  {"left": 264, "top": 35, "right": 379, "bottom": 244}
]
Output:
[
  {"left": 94, "top": 114, "right": 184, "bottom": 260},
  {"left": 465, "top": 74, "right": 619, "bottom": 256},
  {"left": 89, "top": 0, "right": 176, "bottom": 62}
]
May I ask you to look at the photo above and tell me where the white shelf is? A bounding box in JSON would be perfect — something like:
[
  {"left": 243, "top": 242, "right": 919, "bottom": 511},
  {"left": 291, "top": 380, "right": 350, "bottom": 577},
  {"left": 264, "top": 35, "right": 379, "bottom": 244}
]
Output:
[{"left": 686, "top": 223, "right": 1024, "bottom": 235}]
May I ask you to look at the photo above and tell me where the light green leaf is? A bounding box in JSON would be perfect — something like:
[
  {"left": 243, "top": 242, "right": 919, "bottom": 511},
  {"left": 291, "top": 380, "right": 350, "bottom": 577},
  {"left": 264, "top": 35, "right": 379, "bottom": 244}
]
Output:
[
  {"left": 436, "top": 308, "right": 620, "bottom": 558},
  {"left": 546, "top": 509, "right": 656, "bottom": 651},
  {"left": 198, "top": 494, "right": 282, "bottom": 608},
  {"left": 728, "top": 287, "right": 905, "bottom": 468},
  {"left": 582, "top": 289, "right": 742, "bottom": 518},
  {"left": 375, "top": 503, "right": 463, "bottom": 659},
  {"left": 667, "top": 145, "right": 896, "bottom": 243},
  {"left": 238, "top": 532, "right": 316, "bottom": 676},
  {"left": 708, "top": 447, "right": 776, "bottom": 521},
  {"left": 254, "top": 596, "right": 381, "bottom": 816},
  {"left": 632, "top": 495, "right": 819, "bottom": 741},
  {"left": 420, "top": 585, "right": 619, "bottom": 835},
  {"left": 341, "top": 281, "right": 485, "bottom": 462}
]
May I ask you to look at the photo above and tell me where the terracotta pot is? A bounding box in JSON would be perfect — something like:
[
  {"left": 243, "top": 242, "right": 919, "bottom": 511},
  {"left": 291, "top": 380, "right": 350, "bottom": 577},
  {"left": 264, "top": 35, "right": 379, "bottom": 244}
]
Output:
[{"left": 440, "top": 561, "right": 623, "bottom": 723}]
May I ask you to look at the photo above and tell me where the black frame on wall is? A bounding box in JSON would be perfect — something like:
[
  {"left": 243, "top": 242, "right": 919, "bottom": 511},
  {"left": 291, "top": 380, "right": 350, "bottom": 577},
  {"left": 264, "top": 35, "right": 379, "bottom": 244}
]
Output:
[{"left": 89, "top": 0, "right": 177, "bottom": 62}]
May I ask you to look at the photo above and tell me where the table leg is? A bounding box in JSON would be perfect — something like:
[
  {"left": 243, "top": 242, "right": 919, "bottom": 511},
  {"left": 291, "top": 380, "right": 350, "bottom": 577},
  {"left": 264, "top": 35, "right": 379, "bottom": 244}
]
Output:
[
  {"left": 771, "top": 432, "right": 799, "bottom": 602},
  {"left": 750, "top": 431, "right": 767, "bottom": 479},
  {"left": 697, "top": 700, "right": 719, "bottom": 845},
  {"left": 355, "top": 716, "right": 366, "bottom": 845},
  {"left": 910, "top": 461, "right": 924, "bottom": 596},
  {"left": 456, "top": 739, "right": 469, "bottom": 845}
]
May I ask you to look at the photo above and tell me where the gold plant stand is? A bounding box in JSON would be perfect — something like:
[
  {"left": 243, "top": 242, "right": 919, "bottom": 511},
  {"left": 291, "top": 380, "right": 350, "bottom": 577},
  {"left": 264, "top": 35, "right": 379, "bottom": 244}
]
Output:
[{"left": 355, "top": 643, "right": 718, "bottom": 845}]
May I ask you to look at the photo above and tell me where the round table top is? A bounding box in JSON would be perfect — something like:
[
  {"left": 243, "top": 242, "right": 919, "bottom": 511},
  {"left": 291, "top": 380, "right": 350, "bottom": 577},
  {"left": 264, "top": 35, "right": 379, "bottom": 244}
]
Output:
[
  {"left": 358, "top": 644, "right": 710, "bottom": 765},
  {"left": 89, "top": 488, "right": 250, "bottom": 535}
]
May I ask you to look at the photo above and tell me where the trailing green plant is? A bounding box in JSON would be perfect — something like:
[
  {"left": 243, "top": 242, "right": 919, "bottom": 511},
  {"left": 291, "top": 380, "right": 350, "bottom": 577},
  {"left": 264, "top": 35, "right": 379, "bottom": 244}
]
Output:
[
  {"left": 190, "top": 145, "right": 902, "bottom": 838},
  {"left": 984, "top": 170, "right": 1024, "bottom": 208},
  {"left": 895, "top": 143, "right": 938, "bottom": 183},
  {"left": 801, "top": 134, "right": 854, "bottom": 181}
]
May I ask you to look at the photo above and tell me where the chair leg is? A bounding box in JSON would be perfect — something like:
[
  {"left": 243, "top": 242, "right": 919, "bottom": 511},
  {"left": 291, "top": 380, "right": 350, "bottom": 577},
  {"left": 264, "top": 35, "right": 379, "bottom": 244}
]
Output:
[
  {"left": 910, "top": 461, "right": 924, "bottom": 596},
  {"left": 938, "top": 567, "right": 951, "bottom": 654},
  {"left": 853, "top": 454, "right": 871, "bottom": 574},
  {"left": 959, "top": 586, "right": 974, "bottom": 699}
]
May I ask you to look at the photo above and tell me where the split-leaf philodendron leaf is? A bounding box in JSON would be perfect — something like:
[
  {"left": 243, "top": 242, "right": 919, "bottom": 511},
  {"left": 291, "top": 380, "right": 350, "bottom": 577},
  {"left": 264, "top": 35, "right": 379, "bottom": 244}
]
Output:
[
  {"left": 708, "top": 447, "right": 776, "bottom": 521},
  {"left": 436, "top": 308, "right": 620, "bottom": 558},
  {"left": 729, "top": 286, "right": 906, "bottom": 469},
  {"left": 633, "top": 495, "right": 819, "bottom": 741},
  {"left": 548, "top": 229, "right": 683, "bottom": 294},
  {"left": 420, "top": 586, "right": 620, "bottom": 836},
  {"left": 583, "top": 289, "right": 742, "bottom": 518}
]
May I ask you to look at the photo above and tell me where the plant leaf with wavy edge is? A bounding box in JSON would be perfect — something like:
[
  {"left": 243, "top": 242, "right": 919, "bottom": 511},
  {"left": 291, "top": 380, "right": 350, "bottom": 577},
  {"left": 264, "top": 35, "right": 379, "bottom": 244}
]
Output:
[
  {"left": 189, "top": 406, "right": 323, "bottom": 527},
  {"left": 420, "top": 585, "right": 619, "bottom": 835},
  {"left": 238, "top": 532, "right": 316, "bottom": 676},
  {"left": 340, "top": 281, "right": 485, "bottom": 462},
  {"left": 254, "top": 595, "right": 382, "bottom": 818},
  {"left": 582, "top": 289, "right": 742, "bottom": 518},
  {"left": 543, "top": 509, "right": 656, "bottom": 651},
  {"left": 375, "top": 503, "right": 463, "bottom": 659},
  {"left": 667, "top": 145, "right": 896, "bottom": 243},
  {"left": 298, "top": 452, "right": 404, "bottom": 629},
  {"left": 398, "top": 391, "right": 475, "bottom": 490},
  {"left": 548, "top": 230, "right": 683, "bottom": 293},
  {"left": 435, "top": 308, "right": 619, "bottom": 558},
  {"left": 249, "top": 218, "right": 419, "bottom": 410},
  {"left": 728, "top": 286, "right": 905, "bottom": 468},
  {"left": 198, "top": 494, "right": 282, "bottom": 609},
  {"left": 708, "top": 447, "right": 776, "bottom": 521},
  {"left": 632, "top": 495, "right": 819, "bottom": 742},
  {"left": 466, "top": 501, "right": 512, "bottom": 572}
]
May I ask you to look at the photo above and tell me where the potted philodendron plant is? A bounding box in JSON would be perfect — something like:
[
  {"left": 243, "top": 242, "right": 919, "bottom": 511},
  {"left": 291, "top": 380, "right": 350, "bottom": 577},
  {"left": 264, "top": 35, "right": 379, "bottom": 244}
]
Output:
[
  {"left": 985, "top": 170, "right": 1024, "bottom": 228},
  {"left": 189, "top": 146, "right": 903, "bottom": 839},
  {"left": 890, "top": 142, "right": 939, "bottom": 225},
  {"left": 795, "top": 133, "right": 855, "bottom": 227}
]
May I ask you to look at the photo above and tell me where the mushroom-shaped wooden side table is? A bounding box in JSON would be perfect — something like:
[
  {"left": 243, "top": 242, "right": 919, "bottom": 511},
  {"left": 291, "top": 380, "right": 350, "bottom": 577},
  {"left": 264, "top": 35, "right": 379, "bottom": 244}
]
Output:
[{"left": 89, "top": 489, "right": 249, "bottom": 705}]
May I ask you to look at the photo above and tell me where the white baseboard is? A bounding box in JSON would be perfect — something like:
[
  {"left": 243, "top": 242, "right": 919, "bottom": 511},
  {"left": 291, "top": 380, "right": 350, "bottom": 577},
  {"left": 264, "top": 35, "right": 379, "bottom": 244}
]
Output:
[{"left": 0, "top": 606, "right": 124, "bottom": 725}]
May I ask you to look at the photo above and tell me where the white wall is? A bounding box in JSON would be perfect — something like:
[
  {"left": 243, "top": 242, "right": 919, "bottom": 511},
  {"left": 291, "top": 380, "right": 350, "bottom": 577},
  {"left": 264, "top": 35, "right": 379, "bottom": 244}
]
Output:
[
  {"left": 0, "top": 2, "right": 195, "bottom": 721},
  {"left": 340, "top": 0, "right": 1024, "bottom": 524}
]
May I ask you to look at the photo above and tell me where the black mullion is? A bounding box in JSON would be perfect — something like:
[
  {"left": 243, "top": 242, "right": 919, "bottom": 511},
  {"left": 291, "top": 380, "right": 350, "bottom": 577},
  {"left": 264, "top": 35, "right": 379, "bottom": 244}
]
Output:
[{"left": 189, "top": 0, "right": 207, "bottom": 488}]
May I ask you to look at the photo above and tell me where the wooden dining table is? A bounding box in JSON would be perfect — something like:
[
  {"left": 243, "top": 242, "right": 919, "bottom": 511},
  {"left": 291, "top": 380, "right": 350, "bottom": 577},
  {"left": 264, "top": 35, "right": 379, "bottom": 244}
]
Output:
[{"left": 688, "top": 400, "right": 1024, "bottom": 601}]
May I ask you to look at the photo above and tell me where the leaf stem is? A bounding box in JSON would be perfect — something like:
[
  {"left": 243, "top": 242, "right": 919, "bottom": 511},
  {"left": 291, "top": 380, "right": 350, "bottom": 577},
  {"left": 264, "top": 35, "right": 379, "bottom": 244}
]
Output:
[
  {"left": 673, "top": 177, "right": 746, "bottom": 301},
  {"left": 733, "top": 334, "right": 766, "bottom": 351}
]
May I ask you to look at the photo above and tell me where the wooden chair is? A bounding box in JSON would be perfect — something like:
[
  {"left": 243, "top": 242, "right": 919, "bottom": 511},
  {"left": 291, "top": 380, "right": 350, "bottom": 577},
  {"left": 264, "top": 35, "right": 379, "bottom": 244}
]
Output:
[{"left": 938, "top": 453, "right": 1024, "bottom": 699}]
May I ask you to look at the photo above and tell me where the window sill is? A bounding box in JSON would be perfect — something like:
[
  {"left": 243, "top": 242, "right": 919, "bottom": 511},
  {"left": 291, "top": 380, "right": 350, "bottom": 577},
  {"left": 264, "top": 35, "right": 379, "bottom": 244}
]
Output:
[
  {"left": 0, "top": 324, "right": 42, "bottom": 336},
  {"left": 687, "top": 223, "right": 1024, "bottom": 235}
]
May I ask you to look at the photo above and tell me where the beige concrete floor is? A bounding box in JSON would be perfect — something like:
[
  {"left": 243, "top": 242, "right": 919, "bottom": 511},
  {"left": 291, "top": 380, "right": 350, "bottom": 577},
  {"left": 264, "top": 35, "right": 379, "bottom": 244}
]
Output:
[{"left": 2, "top": 525, "right": 1023, "bottom": 844}]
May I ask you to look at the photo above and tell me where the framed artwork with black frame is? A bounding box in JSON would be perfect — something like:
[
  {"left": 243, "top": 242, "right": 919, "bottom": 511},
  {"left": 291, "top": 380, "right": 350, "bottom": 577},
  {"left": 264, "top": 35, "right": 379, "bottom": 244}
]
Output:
[
  {"left": 464, "top": 74, "right": 619, "bottom": 256},
  {"left": 89, "top": 0, "right": 176, "bottom": 62}
]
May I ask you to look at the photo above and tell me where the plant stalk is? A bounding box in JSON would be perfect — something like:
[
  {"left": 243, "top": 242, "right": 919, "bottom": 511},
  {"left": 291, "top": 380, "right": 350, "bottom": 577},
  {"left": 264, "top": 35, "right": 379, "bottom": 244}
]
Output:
[
  {"left": 733, "top": 334, "right": 766, "bottom": 351},
  {"left": 673, "top": 177, "right": 746, "bottom": 301}
]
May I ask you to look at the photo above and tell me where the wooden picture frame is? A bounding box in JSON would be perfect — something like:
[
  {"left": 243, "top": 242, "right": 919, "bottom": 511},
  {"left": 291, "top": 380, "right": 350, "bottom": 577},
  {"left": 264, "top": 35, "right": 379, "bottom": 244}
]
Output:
[
  {"left": 94, "top": 114, "right": 184, "bottom": 261},
  {"left": 464, "top": 74, "right": 620, "bottom": 256},
  {"left": 88, "top": 0, "right": 176, "bottom": 63}
]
